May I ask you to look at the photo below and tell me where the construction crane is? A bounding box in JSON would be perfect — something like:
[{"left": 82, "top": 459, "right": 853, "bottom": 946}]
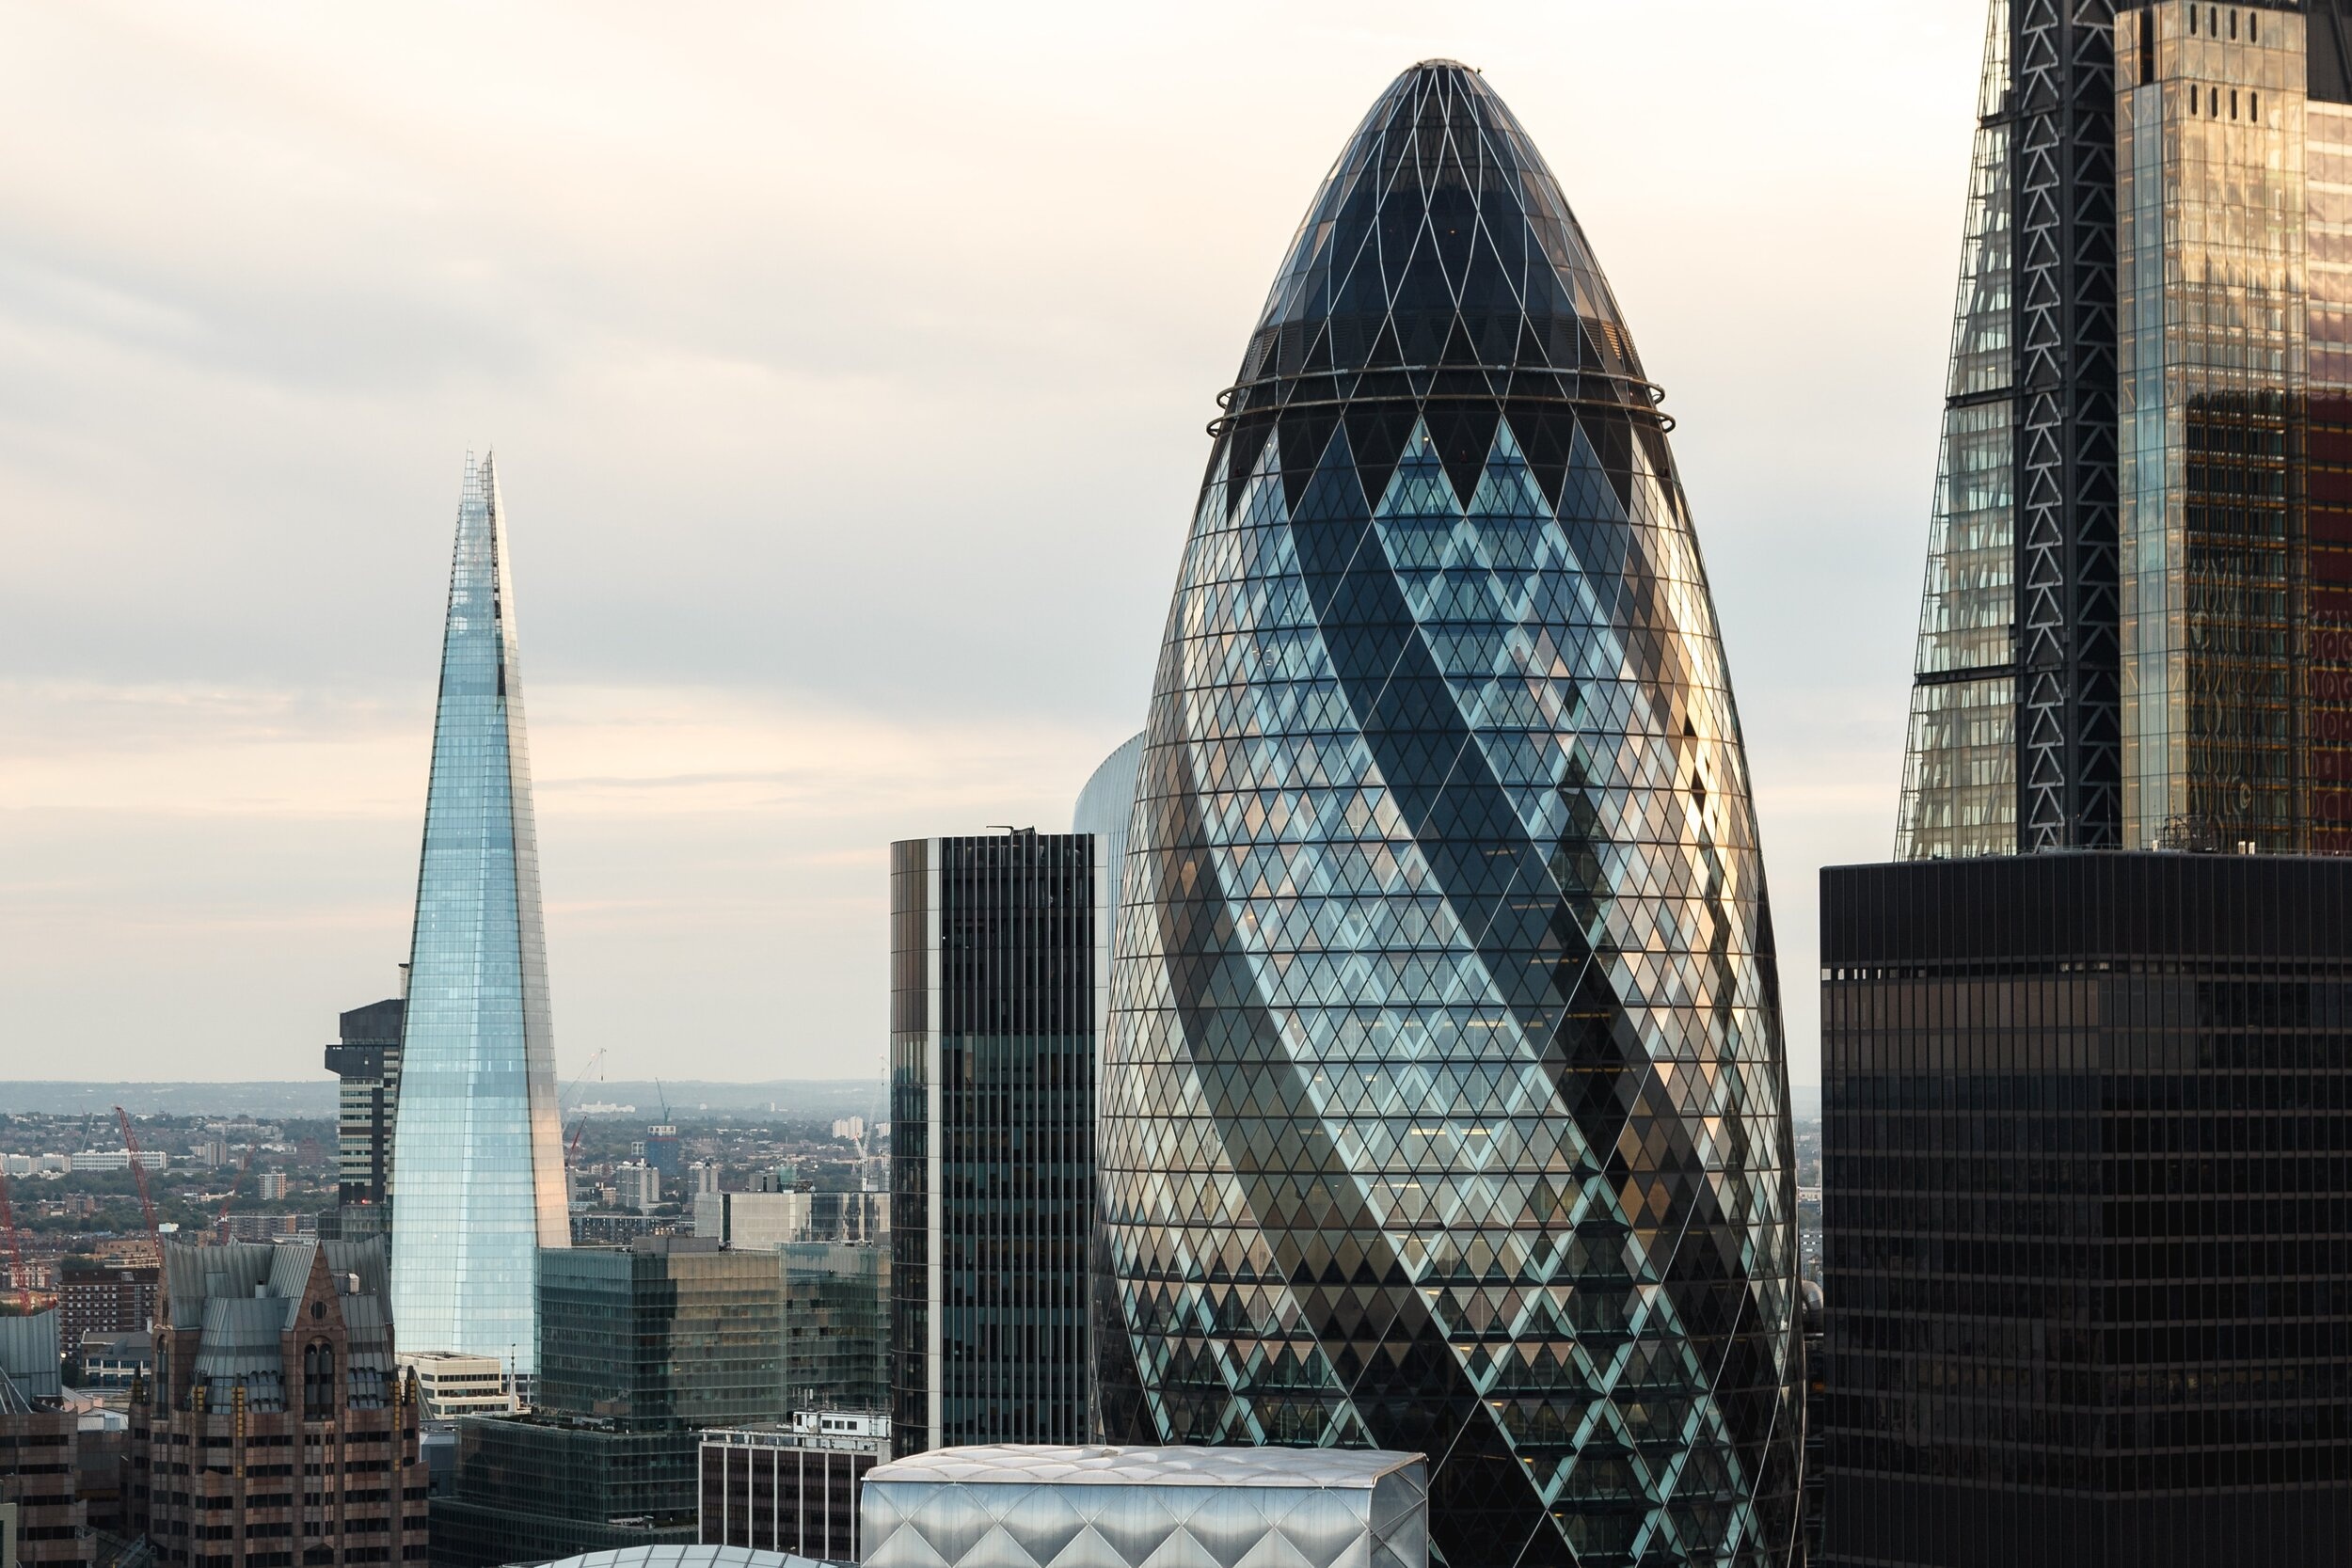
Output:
[
  {"left": 113, "top": 1105, "right": 161, "bottom": 1246},
  {"left": 559, "top": 1048, "right": 608, "bottom": 1168},
  {"left": 0, "top": 1171, "right": 29, "bottom": 1310}
]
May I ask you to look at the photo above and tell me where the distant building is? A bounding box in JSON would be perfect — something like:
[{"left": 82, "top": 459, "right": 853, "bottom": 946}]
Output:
[
  {"left": 398, "top": 1353, "right": 518, "bottom": 1420},
  {"left": 324, "top": 989, "right": 405, "bottom": 1213},
  {"left": 700, "top": 1413, "right": 888, "bottom": 1564},
  {"left": 613, "top": 1164, "right": 661, "bottom": 1214},
  {"left": 570, "top": 1213, "right": 675, "bottom": 1248},
  {"left": 430, "top": 1239, "right": 795, "bottom": 1568},
  {"left": 56, "top": 1264, "right": 156, "bottom": 1349},
  {"left": 689, "top": 1163, "right": 723, "bottom": 1197},
  {"left": 130, "top": 1238, "right": 428, "bottom": 1568},
  {"left": 256, "top": 1172, "right": 289, "bottom": 1202},
  {"left": 63, "top": 1151, "right": 165, "bottom": 1174},
  {"left": 889, "top": 832, "right": 1097, "bottom": 1454},
  {"left": 860, "top": 1447, "right": 1427, "bottom": 1568},
  {"left": 692, "top": 1192, "right": 886, "bottom": 1250},
  {"left": 827, "top": 1119, "right": 864, "bottom": 1145},
  {"left": 0, "top": 1310, "right": 89, "bottom": 1568},
  {"left": 220, "top": 1212, "right": 310, "bottom": 1243},
  {"left": 643, "top": 1127, "right": 681, "bottom": 1181},
  {"left": 73, "top": 1331, "right": 151, "bottom": 1390}
]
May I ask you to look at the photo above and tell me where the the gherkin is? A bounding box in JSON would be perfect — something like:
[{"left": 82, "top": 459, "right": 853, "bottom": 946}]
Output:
[{"left": 1094, "top": 62, "right": 1802, "bottom": 1568}]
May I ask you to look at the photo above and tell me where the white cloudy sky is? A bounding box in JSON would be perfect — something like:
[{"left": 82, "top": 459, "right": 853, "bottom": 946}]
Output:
[{"left": 0, "top": 0, "right": 1987, "bottom": 1085}]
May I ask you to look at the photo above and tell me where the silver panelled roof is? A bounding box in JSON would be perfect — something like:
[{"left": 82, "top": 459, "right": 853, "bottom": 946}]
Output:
[
  {"left": 866, "top": 1445, "right": 1425, "bottom": 1490},
  {"left": 527, "top": 1546, "right": 820, "bottom": 1568}
]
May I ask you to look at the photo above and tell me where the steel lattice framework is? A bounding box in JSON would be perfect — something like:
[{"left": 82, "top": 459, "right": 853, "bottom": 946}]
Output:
[{"left": 2012, "top": 0, "right": 2122, "bottom": 848}]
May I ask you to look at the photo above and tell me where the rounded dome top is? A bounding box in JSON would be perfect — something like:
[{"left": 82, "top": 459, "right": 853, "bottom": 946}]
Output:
[{"left": 1220, "top": 61, "right": 1652, "bottom": 435}]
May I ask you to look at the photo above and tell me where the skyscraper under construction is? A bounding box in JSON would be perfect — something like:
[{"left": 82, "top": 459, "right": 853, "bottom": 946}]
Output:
[{"left": 1898, "top": 0, "right": 2352, "bottom": 859}]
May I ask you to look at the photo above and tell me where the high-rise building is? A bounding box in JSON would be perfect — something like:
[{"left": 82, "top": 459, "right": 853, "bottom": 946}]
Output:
[
  {"left": 1898, "top": 0, "right": 2352, "bottom": 858},
  {"left": 888, "top": 832, "right": 1099, "bottom": 1456},
  {"left": 389, "top": 453, "right": 569, "bottom": 1386},
  {"left": 1820, "top": 852, "right": 2352, "bottom": 1566},
  {"left": 325, "top": 986, "right": 405, "bottom": 1217},
  {"left": 643, "top": 1126, "right": 681, "bottom": 1182},
  {"left": 130, "top": 1239, "right": 429, "bottom": 1568},
  {"left": 1073, "top": 730, "right": 1147, "bottom": 960},
  {"left": 430, "top": 1238, "right": 793, "bottom": 1568},
  {"left": 1093, "top": 60, "right": 1803, "bottom": 1568}
]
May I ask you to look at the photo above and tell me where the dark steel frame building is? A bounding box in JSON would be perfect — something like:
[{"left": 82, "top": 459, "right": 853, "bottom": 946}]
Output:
[
  {"left": 1820, "top": 852, "right": 2352, "bottom": 1566},
  {"left": 888, "top": 832, "right": 1099, "bottom": 1457}
]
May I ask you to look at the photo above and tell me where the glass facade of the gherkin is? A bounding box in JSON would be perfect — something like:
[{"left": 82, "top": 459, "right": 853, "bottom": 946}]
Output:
[
  {"left": 1094, "top": 61, "right": 1803, "bottom": 1568},
  {"left": 390, "top": 453, "right": 570, "bottom": 1380}
]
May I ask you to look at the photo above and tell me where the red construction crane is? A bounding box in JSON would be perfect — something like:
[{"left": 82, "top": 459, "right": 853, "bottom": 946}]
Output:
[
  {"left": 0, "top": 1171, "right": 29, "bottom": 1310},
  {"left": 114, "top": 1105, "right": 161, "bottom": 1245}
]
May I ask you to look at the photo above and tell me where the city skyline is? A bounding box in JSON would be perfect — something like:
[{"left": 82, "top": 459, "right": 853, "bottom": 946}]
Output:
[{"left": 0, "top": 3, "right": 1989, "bottom": 1084}]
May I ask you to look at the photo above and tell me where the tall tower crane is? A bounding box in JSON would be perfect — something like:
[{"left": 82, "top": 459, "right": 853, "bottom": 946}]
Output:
[{"left": 114, "top": 1105, "right": 161, "bottom": 1246}]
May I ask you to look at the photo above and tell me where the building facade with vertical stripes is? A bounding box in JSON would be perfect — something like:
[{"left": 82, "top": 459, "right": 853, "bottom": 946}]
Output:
[
  {"left": 887, "top": 832, "right": 1100, "bottom": 1457},
  {"left": 1897, "top": 0, "right": 2352, "bottom": 860}
]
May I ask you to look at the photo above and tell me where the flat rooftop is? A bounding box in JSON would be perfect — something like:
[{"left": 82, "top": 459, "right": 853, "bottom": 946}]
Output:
[{"left": 866, "top": 1445, "right": 1423, "bottom": 1490}]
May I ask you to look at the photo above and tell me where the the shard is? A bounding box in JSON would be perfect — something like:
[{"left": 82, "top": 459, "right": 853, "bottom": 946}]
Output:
[
  {"left": 1095, "top": 62, "right": 1803, "bottom": 1568},
  {"left": 389, "top": 452, "right": 569, "bottom": 1383}
]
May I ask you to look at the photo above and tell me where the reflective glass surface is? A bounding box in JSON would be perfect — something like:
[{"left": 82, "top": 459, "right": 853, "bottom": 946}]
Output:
[
  {"left": 1821, "top": 852, "right": 2352, "bottom": 1566},
  {"left": 889, "top": 835, "right": 1097, "bottom": 1454},
  {"left": 2119, "top": 4, "right": 2307, "bottom": 850},
  {"left": 1095, "top": 62, "right": 1801, "bottom": 1568},
  {"left": 390, "top": 454, "right": 570, "bottom": 1376},
  {"left": 1899, "top": 0, "right": 2018, "bottom": 862}
]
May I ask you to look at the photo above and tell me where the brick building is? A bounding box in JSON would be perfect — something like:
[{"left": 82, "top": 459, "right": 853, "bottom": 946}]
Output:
[
  {"left": 58, "top": 1262, "right": 158, "bottom": 1347},
  {"left": 131, "top": 1238, "right": 427, "bottom": 1568}
]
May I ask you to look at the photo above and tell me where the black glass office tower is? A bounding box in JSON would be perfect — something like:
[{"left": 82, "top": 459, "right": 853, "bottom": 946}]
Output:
[
  {"left": 326, "top": 990, "right": 405, "bottom": 1212},
  {"left": 1820, "top": 852, "right": 2352, "bottom": 1566},
  {"left": 888, "top": 831, "right": 1099, "bottom": 1456},
  {"left": 1093, "top": 60, "right": 1803, "bottom": 1568}
]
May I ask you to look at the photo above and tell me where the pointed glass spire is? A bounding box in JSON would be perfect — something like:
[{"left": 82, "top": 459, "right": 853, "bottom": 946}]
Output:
[
  {"left": 1895, "top": 0, "right": 2018, "bottom": 859},
  {"left": 389, "top": 453, "right": 569, "bottom": 1380},
  {"left": 1096, "top": 62, "right": 1802, "bottom": 1568}
]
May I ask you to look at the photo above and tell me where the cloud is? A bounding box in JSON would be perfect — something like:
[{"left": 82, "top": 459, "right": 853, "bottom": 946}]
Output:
[{"left": 0, "top": 0, "right": 1987, "bottom": 1081}]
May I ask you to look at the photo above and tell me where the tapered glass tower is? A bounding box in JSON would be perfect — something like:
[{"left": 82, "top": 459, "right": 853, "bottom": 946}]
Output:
[
  {"left": 390, "top": 453, "right": 569, "bottom": 1382},
  {"left": 1095, "top": 62, "right": 1803, "bottom": 1568}
]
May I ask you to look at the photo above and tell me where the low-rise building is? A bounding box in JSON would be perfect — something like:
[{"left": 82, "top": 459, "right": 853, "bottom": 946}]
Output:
[
  {"left": 129, "top": 1238, "right": 428, "bottom": 1568},
  {"left": 74, "top": 1331, "right": 152, "bottom": 1389},
  {"left": 63, "top": 1152, "right": 166, "bottom": 1175},
  {"left": 699, "top": 1413, "right": 887, "bottom": 1565},
  {"left": 395, "top": 1354, "right": 516, "bottom": 1421},
  {"left": 861, "top": 1447, "right": 1430, "bottom": 1568}
]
